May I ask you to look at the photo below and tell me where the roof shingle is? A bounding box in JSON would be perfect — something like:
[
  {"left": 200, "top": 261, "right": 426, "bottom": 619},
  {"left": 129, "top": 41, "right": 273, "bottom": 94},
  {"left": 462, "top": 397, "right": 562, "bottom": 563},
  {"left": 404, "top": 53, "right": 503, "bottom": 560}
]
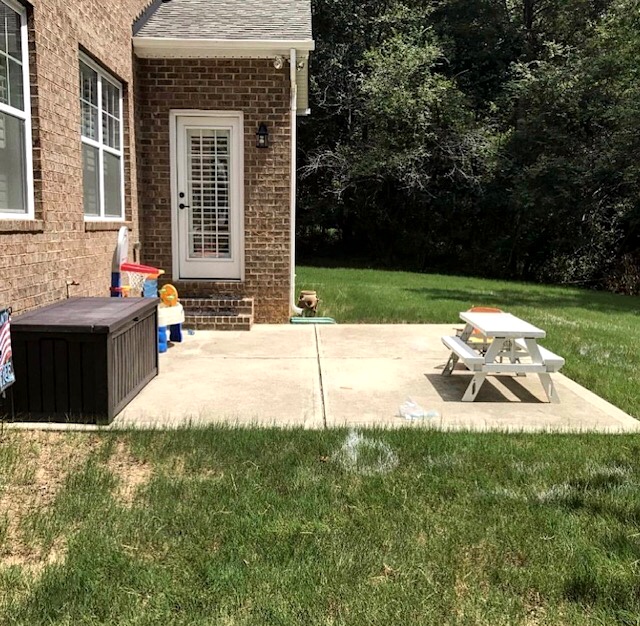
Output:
[{"left": 135, "top": 0, "right": 312, "bottom": 41}]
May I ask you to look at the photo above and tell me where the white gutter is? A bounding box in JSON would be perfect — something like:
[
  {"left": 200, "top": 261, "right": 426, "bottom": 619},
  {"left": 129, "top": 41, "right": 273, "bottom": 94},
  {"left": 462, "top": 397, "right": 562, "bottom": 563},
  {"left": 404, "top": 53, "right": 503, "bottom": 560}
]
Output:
[{"left": 290, "top": 48, "right": 303, "bottom": 316}]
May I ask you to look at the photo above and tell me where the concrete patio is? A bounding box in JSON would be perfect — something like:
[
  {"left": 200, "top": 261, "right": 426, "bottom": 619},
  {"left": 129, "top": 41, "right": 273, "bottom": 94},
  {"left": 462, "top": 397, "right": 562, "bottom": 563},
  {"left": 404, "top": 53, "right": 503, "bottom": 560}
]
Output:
[{"left": 112, "top": 324, "right": 639, "bottom": 432}]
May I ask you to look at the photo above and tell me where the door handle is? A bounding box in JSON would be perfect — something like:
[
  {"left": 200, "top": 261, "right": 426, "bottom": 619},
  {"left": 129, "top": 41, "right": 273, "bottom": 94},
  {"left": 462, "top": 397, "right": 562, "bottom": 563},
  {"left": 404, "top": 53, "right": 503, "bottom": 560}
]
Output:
[{"left": 179, "top": 203, "right": 189, "bottom": 210}]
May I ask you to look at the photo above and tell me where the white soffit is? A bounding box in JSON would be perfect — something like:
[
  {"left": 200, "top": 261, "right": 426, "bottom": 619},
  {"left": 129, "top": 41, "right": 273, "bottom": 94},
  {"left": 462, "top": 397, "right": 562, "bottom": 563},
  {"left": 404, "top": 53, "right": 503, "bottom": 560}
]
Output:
[{"left": 133, "top": 37, "right": 315, "bottom": 59}]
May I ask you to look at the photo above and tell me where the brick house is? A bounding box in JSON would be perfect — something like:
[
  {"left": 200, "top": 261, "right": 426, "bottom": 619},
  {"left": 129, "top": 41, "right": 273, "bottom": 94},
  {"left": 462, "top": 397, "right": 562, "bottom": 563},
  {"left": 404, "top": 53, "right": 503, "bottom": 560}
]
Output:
[{"left": 0, "top": 0, "right": 313, "bottom": 326}]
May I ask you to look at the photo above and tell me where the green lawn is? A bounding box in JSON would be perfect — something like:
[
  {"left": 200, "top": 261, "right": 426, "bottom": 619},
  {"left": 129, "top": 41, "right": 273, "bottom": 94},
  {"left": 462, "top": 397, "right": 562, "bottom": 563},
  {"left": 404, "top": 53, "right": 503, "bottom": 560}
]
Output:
[
  {"left": 3, "top": 428, "right": 640, "bottom": 625},
  {"left": 296, "top": 266, "right": 640, "bottom": 418},
  {"left": 1, "top": 268, "right": 638, "bottom": 624}
]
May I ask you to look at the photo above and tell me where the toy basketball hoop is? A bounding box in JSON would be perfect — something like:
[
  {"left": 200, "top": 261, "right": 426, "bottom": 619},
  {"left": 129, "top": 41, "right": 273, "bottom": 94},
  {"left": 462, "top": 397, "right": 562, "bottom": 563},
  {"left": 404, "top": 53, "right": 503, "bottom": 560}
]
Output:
[
  {"left": 122, "top": 271, "right": 147, "bottom": 297},
  {"left": 120, "top": 262, "right": 164, "bottom": 298},
  {"left": 110, "top": 226, "right": 164, "bottom": 297}
]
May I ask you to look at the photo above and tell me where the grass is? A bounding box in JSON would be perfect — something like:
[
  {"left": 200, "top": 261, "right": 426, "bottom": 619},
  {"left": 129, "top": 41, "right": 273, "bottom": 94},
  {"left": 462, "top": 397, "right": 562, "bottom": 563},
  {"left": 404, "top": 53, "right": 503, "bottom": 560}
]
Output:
[
  {"left": 1, "top": 267, "right": 637, "bottom": 623},
  {"left": 3, "top": 428, "right": 640, "bottom": 625},
  {"left": 296, "top": 266, "right": 640, "bottom": 418}
]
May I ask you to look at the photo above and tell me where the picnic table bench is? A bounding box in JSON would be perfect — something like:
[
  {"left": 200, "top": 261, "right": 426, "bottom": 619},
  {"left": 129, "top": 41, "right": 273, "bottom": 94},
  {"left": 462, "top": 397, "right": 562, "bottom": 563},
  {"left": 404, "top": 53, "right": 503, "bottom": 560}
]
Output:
[{"left": 442, "top": 312, "right": 564, "bottom": 402}]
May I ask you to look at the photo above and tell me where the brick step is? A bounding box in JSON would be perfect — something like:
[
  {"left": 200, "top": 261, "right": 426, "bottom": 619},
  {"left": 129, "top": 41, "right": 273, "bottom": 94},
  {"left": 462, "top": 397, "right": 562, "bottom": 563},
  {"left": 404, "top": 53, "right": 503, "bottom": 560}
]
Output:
[
  {"left": 181, "top": 296, "right": 254, "bottom": 331},
  {"left": 180, "top": 296, "right": 254, "bottom": 316},
  {"left": 183, "top": 312, "right": 253, "bottom": 331}
]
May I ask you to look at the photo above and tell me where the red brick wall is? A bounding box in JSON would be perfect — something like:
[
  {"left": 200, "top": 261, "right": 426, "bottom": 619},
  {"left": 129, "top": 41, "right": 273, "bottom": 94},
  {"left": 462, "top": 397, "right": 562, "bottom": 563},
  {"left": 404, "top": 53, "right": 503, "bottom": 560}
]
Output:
[
  {"left": 136, "top": 58, "right": 292, "bottom": 323},
  {"left": 0, "top": 0, "right": 152, "bottom": 314}
]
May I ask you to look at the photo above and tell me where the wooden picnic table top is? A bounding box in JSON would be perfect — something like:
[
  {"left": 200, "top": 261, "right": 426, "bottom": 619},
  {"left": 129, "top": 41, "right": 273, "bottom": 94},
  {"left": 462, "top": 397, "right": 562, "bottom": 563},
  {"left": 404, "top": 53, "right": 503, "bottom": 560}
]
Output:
[{"left": 459, "top": 311, "right": 546, "bottom": 339}]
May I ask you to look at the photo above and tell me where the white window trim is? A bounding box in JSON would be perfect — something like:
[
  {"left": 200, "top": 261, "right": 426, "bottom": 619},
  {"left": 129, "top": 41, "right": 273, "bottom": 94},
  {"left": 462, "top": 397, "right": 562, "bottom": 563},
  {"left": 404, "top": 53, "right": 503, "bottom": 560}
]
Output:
[
  {"left": 0, "top": 0, "right": 34, "bottom": 220},
  {"left": 80, "top": 52, "right": 125, "bottom": 221}
]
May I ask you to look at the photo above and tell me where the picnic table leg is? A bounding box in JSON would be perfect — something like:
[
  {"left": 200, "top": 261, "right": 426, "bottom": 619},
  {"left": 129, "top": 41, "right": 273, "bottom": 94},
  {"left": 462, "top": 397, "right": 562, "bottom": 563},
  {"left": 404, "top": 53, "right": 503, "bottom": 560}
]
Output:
[
  {"left": 483, "top": 336, "right": 506, "bottom": 364},
  {"left": 461, "top": 337, "right": 511, "bottom": 401},
  {"left": 458, "top": 337, "right": 502, "bottom": 401},
  {"left": 459, "top": 323, "right": 474, "bottom": 343},
  {"left": 524, "top": 338, "right": 560, "bottom": 403},
  {"left": 442, "top": 352, "right": 458, "bottom": 376},
  {"left": 462, "top": 373, "right": 487, "bottom": 401},
  {"left": 505, "top": 339, "right": 526, "bottom": 376},
  {"left": 443, "top": 323, "right": 475, "bottom": 376},
  {"left": 538, "top": 373, "right": 560, "bottom": 403}
]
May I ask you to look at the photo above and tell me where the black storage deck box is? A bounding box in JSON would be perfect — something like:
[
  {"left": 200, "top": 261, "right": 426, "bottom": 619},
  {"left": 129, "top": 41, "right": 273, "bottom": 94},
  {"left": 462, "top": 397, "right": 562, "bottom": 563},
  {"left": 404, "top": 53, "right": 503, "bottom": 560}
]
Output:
[{"left": 10, "top": 297, "right": 158, "bottom": 424}]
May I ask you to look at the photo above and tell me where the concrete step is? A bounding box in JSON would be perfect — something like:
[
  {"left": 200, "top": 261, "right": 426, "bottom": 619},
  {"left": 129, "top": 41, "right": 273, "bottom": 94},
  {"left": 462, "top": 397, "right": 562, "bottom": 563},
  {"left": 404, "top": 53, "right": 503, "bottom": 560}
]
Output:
[{"left": 181, "top": 296, "right": 254, "bottom": 331}]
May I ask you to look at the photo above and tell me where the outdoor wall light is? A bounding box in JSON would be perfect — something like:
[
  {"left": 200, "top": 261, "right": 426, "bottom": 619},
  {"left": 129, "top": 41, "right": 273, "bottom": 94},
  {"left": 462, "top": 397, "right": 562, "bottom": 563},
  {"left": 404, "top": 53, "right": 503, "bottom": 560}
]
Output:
[{"left": 256, "top": 123, "right": 269, "bottom": 148}]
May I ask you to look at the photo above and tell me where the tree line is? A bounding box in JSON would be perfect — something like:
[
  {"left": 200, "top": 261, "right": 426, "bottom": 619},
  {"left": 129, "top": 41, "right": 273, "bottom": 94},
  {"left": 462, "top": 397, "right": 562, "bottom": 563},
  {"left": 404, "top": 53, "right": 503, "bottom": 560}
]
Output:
[{"left": 297, "top": 0, "right": 640, "bottom": 293}]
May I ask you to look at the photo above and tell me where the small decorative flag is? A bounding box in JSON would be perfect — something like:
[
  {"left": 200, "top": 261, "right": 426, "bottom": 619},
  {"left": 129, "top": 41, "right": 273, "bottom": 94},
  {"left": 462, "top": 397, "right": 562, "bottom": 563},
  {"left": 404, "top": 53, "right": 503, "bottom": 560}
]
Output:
[{"left": 0, "top": 308, "right": 15, "bottom": 393}]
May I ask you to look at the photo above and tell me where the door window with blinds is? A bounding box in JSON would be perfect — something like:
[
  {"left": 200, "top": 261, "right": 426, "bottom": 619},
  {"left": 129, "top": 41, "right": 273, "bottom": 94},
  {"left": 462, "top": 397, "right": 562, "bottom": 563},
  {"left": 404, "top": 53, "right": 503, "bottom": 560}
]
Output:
[
  {"left": 174, "top": 113, "right": 243, "bottom": 280},
  {"left": 187, "top": 128, "right": 231, "bottom": 259},
  {"left": 0, "top": 0, "right": 33, "bottom": 218}
]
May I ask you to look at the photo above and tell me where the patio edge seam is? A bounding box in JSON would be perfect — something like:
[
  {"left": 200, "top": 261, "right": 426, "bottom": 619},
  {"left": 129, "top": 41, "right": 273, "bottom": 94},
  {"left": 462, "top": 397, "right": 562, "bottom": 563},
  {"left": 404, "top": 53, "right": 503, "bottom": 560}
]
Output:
[{"left": 314, "top": 325, "right": 327, "bottom": 428}]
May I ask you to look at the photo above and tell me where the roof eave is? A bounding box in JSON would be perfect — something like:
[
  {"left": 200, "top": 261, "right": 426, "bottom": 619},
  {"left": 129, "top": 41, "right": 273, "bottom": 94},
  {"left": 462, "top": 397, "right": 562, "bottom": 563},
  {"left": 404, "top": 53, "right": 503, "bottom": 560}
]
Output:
[
  {"left": 133, "top": 37, "right": 315, "bottom": 58},
  {"left": 132, "top": 0, "right": 165, "bottom": 36}
]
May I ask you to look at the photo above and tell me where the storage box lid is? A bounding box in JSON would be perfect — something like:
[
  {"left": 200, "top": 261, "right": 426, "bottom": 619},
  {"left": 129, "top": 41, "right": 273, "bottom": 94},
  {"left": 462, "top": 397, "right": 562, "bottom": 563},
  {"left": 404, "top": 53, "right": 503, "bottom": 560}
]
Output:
[{"left": 12, "top": 298, "right": 158, "bottom": 334}]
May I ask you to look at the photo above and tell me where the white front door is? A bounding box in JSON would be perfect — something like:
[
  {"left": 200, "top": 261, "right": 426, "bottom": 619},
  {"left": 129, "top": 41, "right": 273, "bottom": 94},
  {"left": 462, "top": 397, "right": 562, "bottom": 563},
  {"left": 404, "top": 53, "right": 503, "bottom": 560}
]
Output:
[{"left": 173, "top": 112, "right": 244, "bottom": 280}]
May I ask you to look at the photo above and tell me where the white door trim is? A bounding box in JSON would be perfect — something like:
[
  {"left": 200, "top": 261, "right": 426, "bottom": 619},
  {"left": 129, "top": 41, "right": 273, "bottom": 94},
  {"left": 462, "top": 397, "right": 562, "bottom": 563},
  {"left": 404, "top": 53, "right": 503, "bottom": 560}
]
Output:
[{"left": 169, "top": 109, "right": 245, "bottom": 281}]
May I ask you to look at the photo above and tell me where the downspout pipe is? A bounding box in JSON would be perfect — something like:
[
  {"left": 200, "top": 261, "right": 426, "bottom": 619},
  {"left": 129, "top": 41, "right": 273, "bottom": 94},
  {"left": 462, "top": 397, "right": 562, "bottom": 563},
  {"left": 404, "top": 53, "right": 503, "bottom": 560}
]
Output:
[{"left": 289, "top": 48, "right": 303, "bottom": 316}]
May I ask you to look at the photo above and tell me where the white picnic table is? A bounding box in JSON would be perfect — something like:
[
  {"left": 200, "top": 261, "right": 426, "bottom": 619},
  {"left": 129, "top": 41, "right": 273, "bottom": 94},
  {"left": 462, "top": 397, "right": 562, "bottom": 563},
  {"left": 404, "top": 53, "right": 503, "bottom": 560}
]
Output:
[{"left": 441, "top": 312, "right": 564, "bottom": 403}]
